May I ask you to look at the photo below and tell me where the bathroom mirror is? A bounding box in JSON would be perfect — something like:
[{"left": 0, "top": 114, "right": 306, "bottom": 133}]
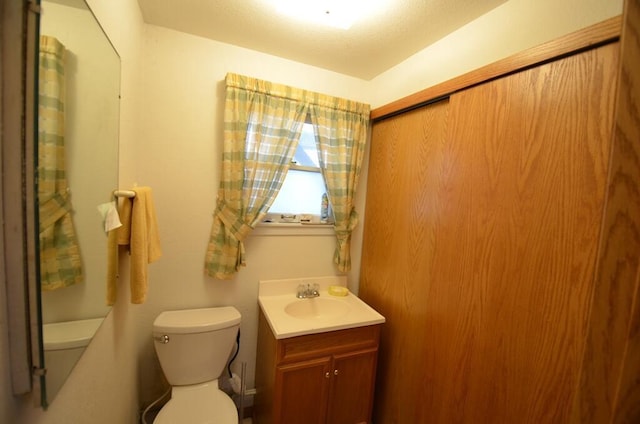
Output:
[{"left": 37, "top": 0, "right": 120, "bottom": 406}]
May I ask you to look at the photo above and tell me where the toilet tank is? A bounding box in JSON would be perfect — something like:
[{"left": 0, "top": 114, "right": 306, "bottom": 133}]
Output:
[{"left": 153, "top": 306, "right": 241, "bottom": 386}]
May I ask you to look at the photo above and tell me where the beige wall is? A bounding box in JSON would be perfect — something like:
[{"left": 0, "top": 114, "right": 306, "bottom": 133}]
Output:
[
  {"left": 121, "top": 19, "right": 373, "bottom": 410},
  {"left": 2, "top": 0, "right": 623, "bottom": 422},
  {"left": 370, "top": 0, "right": 623, "bottom": 107}
]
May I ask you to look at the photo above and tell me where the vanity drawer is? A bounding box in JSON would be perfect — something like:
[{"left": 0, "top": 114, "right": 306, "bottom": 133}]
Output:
[{"left": 276, "top": 324, "right": 380, "bottom": 364}]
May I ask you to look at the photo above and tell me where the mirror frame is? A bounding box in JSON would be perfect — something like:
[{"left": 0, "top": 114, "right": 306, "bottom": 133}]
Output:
[
  {"left": 2, "top": 0, "right": 120, "bottom": 407},
  {"left": 3, "top": 0, "right": 42, "bottom": 401}
]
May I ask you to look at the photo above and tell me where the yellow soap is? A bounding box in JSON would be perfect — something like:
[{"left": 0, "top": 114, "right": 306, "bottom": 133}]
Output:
[{"left": 328, "top": 286, "right": 349, "bottom": 296}]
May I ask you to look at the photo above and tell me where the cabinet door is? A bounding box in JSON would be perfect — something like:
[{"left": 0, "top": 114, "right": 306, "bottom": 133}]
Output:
[
  {"left": 327, "top": 348, "right": 378, "bottom": 424},
  {"left": 275, "top": 356, "right": 331, "bottom": 424}
]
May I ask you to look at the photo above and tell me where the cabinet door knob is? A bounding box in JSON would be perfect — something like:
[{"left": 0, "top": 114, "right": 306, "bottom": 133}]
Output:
[
  {"left": 325, "top": 372, "right": 330, "bottom": 378},
  {"left": 334, "top": 369, "right": 339, "bottom": 376}
]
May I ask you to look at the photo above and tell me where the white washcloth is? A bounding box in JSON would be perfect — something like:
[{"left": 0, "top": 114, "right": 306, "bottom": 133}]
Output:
[{"left": 97, "top": 201, "right": 122, "bottom": 232}]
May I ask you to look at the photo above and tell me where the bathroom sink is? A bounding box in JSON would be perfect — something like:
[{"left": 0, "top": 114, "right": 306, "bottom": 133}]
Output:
[
  {"left": 258, "top": 276, "right": 385, "bottom": 339},
  {"left": 284, "top": 297, "right": 350, "bottom": 320}
]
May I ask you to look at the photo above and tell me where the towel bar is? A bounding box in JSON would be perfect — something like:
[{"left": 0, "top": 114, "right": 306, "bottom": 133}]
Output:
[{"left": 113, "top": 190, "right": 136, "bottom": 198}]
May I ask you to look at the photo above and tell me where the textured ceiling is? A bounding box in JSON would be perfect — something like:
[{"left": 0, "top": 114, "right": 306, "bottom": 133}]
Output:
[{"left": 136, "top": 0, "right": 507, "bottom": 80}]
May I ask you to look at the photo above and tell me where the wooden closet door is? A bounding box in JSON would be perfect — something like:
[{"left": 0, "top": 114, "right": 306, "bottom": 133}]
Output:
[
  {"left": 430, "top": 41, "right": 619, "bottom": 424},
  {"left": 360, "top": 41, "right": 619, "bottom": 423},
  {"left": 360, "top": 99, "right": 450, "bottom": 423}
]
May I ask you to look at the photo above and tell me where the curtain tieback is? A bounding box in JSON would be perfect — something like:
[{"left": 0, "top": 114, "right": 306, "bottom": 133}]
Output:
[
  {"left": 334, "top": 208, "right": 359, "bottom": 235},
  {"left": 39, "top": 190, "right": 72, "bottom": 231},
  {"left": 215, "top": 201, "right": 253, "bottom": 242}
]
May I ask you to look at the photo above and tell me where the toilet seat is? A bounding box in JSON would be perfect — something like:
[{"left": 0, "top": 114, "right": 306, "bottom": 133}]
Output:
[{"left": 154, "top": 380, "right": 237, "bottom": 424}]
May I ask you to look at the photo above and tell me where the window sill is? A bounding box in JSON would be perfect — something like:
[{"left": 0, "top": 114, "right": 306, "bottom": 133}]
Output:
[{"left": 253, "top": 222, "right": 335, "bottom": 237}]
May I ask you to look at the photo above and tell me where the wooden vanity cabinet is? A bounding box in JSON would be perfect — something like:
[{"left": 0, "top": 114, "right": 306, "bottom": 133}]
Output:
[{"left": 254, "top": 310, "right": 380, "bottom": 424}]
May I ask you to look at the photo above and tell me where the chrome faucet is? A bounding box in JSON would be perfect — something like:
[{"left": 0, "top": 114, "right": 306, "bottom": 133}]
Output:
[{"left": 296, "top": 283, "right": 320, "bottom": 299}]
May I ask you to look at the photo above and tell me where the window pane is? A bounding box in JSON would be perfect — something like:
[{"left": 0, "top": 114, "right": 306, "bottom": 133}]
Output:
[
  {"left": 292, "top": 124, "right": 319, "bottom": 167},
  {"left": 269, "top": 169, "right": 326, "bottom": 215}
]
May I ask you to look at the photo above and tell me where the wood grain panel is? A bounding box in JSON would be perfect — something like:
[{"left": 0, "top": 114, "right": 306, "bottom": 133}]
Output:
[
  {"left": 571, "top": 1, "right": 640, "bottom": 422},
  {"left": 277, "top": 325, "right": 379, "bottom": 364},
  {"left": 432, "top": 42, "right": 618, "bottom": 424},
  {"left": 360, "top": 99, "right": 450, "bottom": 423},
  {"left": 254, "top": 311, "right": 277, "bottom": 424},
  {"left": 275, "top": 357, "right": 330, "bottom": 424},
  {"left": 371, "top": 16, "right": 622, "bottom": 121},
  {"left": 360, "top": 41, "right": 619, "bottom": 423},
  {"left": 611, "top": 5, "right": 640, "bottom": 422},
  {"left": 327, "top": 348, "right": 378, "bottom": 424}
]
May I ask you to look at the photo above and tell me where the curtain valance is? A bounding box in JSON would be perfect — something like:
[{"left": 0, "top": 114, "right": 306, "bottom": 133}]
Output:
[{"left": 226, "top": 73, "right": 370, "bottom": 116}]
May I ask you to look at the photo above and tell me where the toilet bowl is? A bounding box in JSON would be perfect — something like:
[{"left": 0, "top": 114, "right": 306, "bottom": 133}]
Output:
[{"left": 152, "top": 306, "right": 241, "bottom": 424}]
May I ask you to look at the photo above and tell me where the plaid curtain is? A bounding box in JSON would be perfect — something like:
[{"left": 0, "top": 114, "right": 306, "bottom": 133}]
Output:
[
  {"left": 310, "top": 103, "right": 369, "bottom": 272},
  {"left": 38, "top": 36, "right": 83, "bottom": 290},
  {"left": 205, "top": 73, "right": 370, "bottom": 279},
  {"left": 205, "top": 74, "right": 309, "bottom": 279}
]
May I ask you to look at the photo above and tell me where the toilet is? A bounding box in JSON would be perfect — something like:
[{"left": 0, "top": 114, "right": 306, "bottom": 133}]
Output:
[
  {"left": 43, "top": 317, "right": 104, "bottom": 399},
  {"left": 152, "top": 306, "right": 241, "bottom": 423}
]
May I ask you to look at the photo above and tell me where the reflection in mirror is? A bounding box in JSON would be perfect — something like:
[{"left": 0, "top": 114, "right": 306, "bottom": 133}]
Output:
[{"left": 37, "top": 0, "right": 120, "bottom": 406}]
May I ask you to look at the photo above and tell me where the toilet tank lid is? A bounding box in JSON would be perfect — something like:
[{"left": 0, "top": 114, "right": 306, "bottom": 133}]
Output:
[
  {"left": 43, "top": 317, "right": 104, "bottom": 350},
  {"left": 153, "top": 306, "right": 241, "bottom": 334}
]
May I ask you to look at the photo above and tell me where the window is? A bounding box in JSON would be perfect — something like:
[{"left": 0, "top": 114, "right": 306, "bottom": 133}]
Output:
[
  {"left": 264, "top": 122, "right": 329, "bottom": 223},
  {"left": 206, "top": 73, "right": 370, "bottom": 278}
]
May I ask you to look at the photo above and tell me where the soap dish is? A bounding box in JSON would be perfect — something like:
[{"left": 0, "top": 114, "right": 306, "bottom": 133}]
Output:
[{"left": 328, "top": 286, "right": 349, "bottom": 297}]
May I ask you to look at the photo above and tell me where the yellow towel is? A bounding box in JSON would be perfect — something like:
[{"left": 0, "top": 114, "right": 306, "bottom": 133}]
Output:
[
  {"left": 106, "top": 187, "right": 162, "bottom": 305},
  {"left": 106, "top": 228, "right": 119, "bottom": 305}
]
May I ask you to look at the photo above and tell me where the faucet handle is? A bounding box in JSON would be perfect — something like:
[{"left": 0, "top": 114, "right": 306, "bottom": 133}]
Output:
[
  {"left": 296, "top": 283, "right": 320, "bottom": 298},
  {"left": 296, "top": 284, "right": 305, "bottom": 298}
]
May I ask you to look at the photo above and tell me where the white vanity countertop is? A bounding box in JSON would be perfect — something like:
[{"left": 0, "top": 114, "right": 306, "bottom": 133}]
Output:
[{"left": 258, "top": 276, "right": 385, "bottom": 339}]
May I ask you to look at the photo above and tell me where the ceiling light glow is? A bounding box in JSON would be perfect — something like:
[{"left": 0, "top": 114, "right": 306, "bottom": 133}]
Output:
[{"left": 273, "top": 0, "right": 387, "bottom": 30}]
